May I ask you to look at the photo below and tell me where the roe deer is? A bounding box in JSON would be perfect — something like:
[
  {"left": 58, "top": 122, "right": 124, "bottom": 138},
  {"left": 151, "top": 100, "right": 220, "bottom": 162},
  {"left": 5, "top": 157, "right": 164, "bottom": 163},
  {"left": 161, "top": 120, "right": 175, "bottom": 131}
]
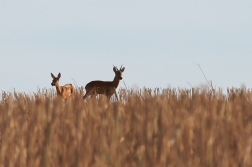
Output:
[
  {"left": 83, "top": 65, "right": 125, "bottom": 100},
  {"left": 51, "top": 73, "right": 74, "bottom": 100}
]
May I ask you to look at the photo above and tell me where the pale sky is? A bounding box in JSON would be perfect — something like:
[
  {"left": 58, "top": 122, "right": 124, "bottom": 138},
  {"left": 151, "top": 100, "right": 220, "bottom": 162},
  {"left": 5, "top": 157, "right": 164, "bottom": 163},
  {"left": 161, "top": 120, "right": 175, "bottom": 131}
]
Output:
[{"left": 0, "top": 1, "right": 251, "bottom": 93}]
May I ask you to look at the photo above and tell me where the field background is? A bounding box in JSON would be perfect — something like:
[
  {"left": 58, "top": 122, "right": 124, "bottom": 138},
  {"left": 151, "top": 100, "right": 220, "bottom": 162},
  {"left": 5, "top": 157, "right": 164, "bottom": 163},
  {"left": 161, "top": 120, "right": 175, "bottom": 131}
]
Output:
[{"left": 0, "top": 87, "right": 252, "bottom": 167}]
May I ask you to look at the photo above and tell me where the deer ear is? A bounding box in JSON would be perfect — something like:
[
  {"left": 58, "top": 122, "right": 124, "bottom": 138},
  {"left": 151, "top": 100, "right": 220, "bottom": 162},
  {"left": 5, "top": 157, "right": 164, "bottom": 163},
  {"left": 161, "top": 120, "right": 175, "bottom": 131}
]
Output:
[
  {"left": 51, "top": 73, "right": 56, "bottom": 79},
  {"left": 113, "top": 67, "right": 117, "bottom": 72},
  {"left": 120, "top": 67, "right": 125, "bottom": 72},
  {"left": 58, "top": 73, "right": 61, "bottom": 78}
]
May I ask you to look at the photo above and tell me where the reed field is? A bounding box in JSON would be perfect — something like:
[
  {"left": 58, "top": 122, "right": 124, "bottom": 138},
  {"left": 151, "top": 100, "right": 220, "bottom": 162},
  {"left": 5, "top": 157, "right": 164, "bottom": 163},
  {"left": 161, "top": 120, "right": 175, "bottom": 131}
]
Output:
[{"left": 0, "top": 87, "right": 252, "bottom": 167}]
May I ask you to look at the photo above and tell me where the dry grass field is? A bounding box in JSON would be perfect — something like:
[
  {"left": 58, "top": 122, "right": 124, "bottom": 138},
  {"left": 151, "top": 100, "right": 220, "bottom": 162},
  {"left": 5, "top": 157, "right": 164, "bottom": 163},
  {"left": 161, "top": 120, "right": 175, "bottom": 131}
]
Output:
[{"left": 0, "top": 87, "right": 252, "bottom": 167}]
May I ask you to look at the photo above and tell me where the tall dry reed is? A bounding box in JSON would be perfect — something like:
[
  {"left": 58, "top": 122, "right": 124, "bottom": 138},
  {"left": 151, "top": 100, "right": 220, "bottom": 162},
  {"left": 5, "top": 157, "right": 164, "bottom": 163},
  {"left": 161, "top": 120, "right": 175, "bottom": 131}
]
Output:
[{"left": 0, "top": 87, "right": 251, "bottom": 167}]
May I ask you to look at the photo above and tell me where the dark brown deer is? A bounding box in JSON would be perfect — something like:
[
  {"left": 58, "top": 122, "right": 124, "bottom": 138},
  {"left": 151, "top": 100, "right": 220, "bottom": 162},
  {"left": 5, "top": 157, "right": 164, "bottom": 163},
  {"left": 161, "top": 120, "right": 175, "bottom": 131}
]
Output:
[
  {"left": 83, "top": 65, "right": 125, "bottom": 100},
  {"left": 51, "top": 73, "right": 75, "bottom": 100}
]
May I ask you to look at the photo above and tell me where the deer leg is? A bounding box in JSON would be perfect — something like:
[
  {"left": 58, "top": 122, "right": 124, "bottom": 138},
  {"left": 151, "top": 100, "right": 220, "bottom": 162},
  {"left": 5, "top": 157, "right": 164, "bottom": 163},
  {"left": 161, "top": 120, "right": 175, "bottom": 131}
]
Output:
[
  {"left": 82, "top": 92, "right": 89, "bottom": 100},
  {"left": 106, "top": 87, "right": 118, "bottom": 101},
  {"left": 114, "top": 91, "right": 119, "bottom": 101},
  {"left": 111, "top": 87, "right": 119, "bottom": 101},
  {"left": 82, "top": 90, "right": 89, "bottom": 100},
  {"left": 83, "top": 87, "right": 96, "bottom": 100}
]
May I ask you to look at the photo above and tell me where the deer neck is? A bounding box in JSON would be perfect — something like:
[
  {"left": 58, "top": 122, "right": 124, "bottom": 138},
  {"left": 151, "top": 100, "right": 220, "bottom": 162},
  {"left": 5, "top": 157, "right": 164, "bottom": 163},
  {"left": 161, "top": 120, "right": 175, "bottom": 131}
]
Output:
[
  {"left": 55, "top": 82, "right": 62, "bottom": 95},
  {"left": 112, "top": 76, "right": 120, "bottom": 88}
]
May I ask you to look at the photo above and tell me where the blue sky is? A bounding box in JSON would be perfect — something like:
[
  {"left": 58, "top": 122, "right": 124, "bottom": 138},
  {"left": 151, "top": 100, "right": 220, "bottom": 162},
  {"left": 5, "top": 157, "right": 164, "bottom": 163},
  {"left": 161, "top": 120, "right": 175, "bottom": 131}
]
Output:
[{"left": 0, "top": 1, "right": 251, "bottom": 92}]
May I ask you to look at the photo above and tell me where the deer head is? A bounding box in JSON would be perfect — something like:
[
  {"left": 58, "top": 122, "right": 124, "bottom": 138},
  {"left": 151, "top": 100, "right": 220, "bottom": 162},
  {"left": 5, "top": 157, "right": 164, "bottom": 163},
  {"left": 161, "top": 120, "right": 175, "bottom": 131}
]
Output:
[
  {"left": 51, "top": 73, "right": 61, "bottom": 86},
  {"left": 113, "top": 65, "right": 125, "bottom": 80}
]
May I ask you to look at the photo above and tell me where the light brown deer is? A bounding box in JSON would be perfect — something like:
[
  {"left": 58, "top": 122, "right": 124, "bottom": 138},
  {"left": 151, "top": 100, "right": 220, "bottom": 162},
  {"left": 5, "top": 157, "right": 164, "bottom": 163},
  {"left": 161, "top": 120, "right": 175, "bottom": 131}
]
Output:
[
  {"left": 83, "top": 65, "right": 125, "bottom": 100},
  {"left": 51, "top": 73, "right": 75, "bottom": 100}
]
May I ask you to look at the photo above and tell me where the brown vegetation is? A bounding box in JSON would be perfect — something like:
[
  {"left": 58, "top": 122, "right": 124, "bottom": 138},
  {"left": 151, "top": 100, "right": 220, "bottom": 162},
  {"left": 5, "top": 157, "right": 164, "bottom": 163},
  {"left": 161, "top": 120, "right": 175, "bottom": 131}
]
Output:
[{"left": 0, "top": 87, "right": 252, "bottom": 167}]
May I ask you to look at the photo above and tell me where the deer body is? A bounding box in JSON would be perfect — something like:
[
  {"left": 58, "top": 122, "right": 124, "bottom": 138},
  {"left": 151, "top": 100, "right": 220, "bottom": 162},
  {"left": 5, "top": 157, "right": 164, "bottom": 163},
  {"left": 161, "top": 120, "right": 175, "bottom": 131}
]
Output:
[
  {"left": 51, "top": 73, "right": 74, "bottom": 100},
  {"left": 83, "top": 66, "right": 125, "bottom": 100}
]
